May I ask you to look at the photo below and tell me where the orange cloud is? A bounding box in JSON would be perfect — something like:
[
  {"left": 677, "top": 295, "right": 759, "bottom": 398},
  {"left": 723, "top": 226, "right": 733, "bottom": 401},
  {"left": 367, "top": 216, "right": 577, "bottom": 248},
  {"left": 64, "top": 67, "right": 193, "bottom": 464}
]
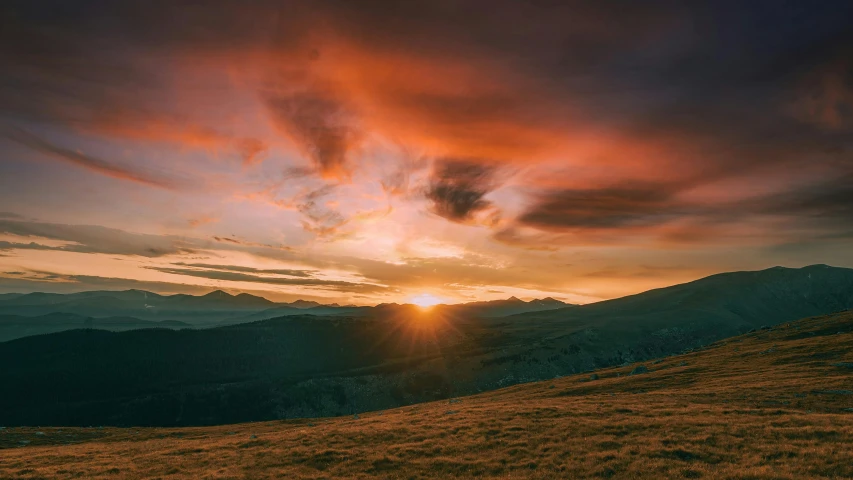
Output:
[{"left": 3, "top": 1, "right": 853, "bottom": 256}]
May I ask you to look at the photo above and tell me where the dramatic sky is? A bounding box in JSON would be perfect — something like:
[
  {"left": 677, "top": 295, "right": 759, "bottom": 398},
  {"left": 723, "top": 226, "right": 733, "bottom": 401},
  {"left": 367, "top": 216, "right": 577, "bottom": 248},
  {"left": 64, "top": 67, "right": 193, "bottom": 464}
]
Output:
[{"left": 1, "top": 1, "right": 852, "bottom": 304}]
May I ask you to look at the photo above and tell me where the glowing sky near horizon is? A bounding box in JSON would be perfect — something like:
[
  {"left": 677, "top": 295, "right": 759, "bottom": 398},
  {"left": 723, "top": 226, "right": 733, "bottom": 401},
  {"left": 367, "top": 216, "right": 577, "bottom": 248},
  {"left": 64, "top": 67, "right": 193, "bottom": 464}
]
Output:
[{"left": 1, "top": 1, "right": 852, "bottom": 304}]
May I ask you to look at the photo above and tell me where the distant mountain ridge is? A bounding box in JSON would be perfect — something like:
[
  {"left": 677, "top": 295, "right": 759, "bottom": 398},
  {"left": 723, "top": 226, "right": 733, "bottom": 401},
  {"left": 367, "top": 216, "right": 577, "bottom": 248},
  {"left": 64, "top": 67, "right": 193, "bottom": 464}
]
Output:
[
  {"left": 0, "top": 313, "right": 190, "bottom": 342},
  {"left": 1, "top": 264, "right": 851, "bottom": 427},
  {"left": 0, "top": 288, "right": 574, "bottom": 341}
]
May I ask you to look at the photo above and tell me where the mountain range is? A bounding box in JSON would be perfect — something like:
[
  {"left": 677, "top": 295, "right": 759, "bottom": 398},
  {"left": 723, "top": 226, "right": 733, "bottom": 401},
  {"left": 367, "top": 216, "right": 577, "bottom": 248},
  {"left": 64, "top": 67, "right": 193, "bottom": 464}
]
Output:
[
  {"left": 0, "top": 289, "right": 572, "bottom": 341},
  {"left": 1, "top": 264, "right": 850, "bottom": 426}
]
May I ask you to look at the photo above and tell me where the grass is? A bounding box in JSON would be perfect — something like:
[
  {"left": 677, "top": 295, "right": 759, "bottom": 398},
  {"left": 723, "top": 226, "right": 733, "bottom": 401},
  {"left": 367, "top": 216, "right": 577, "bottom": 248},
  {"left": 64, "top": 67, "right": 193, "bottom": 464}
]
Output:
[{"left": 1, "top": 311, "right": 852, "bottom": 479}]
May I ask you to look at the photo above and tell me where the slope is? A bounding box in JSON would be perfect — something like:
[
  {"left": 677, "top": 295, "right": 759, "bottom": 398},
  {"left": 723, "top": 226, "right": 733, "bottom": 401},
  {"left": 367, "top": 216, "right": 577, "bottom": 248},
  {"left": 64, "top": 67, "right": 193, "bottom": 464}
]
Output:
[{"left": 1, "top": 310, "right": 851, "bottom": 479}]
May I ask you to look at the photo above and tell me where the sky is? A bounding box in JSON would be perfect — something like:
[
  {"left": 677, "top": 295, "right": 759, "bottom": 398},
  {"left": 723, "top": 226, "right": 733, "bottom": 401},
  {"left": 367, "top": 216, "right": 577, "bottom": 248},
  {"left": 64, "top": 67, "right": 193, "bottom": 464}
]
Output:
[{"left": 1, "top": 1, "right": 852, "bottom": 305}]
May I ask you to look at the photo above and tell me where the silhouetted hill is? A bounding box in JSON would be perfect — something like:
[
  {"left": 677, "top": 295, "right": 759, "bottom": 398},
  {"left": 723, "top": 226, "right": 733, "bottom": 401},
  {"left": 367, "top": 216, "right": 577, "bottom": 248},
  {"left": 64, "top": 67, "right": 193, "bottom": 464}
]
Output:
[
  {"left": 0, "top": 312, "right": 474, "bottom": 426},
  {"left": 436, "top": 296, "right": 574, "bottom": 318},
  {"left": 0, "top": 313, "right": 190, "bottom": 342},
  {"left": 515, "top": 264, "right": 853, "bottom": 333},
  {"left": 219, "top": 305, "right": 368, "bottom": 325}
]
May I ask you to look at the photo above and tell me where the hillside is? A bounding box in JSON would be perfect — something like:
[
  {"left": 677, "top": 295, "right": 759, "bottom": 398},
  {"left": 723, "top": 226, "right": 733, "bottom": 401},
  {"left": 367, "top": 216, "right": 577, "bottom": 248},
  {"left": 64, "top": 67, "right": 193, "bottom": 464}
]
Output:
[
  {"left": 2, "top": 310, "right": 851, "bottom": 479},
  {"left": 521, "top": 264, "right": 853, "bottom": 327},
  {"left": 1, "top": 265, "right": 851, "bottom": 427}
]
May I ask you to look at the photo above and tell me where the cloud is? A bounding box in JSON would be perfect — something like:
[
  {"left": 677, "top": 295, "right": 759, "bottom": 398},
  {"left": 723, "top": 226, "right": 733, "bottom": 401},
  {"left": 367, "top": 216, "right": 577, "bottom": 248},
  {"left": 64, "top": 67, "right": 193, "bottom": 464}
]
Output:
[
  {"left": 2, "top": 2, "right": 850, "bottom": 188},
  {"left": 147, "top": 266, "right": 391, "bottom": 294},
  {"left": 187, "top": 215, "right": 219, "bottom": 228},
  {"left": 94, "top": 119, "right": 270, "bottom": 167},
  {"left": 265, "top": 89, "right": 361, "bottom": 179},
  {"left": 516, "top": 182, "right": 687, "bottom": 231},
  {"left": 425, "top": 159, "right": 500, "bottom": 223},
  {"left": 2, "top": 1, "right": 853, "bottom": 303},
  {"left": 0, "top": 212, "right": 23, "bottom": 220},
  {"left": 500, "top": 169, "right": 853, "bottom": 247},
  {"left": 746, "top": 172, "right": 853, "bottom": 222},
  {"left": 211, "top": 235, "right": 294, "bottom": 251},
  {"left": 0, "top": 219, "right": 197, "bottom": 257},
  {"left": 2, "top": 127, "right": 186, "bottom": 189},
  {"left": 0, "top": 241, "right": 61, "bottom": 252},
  {"left": 789, "top": 56, "right": 853, "bottom": 130},
  {"left": 171, "top": 262, "right": 317, "bottom": 278},
  {"left": 0, "top": 270, "right": 214, "bottom": 296},
  {"left": 0, "top": 220, "right": 302, "bottom": 260}
]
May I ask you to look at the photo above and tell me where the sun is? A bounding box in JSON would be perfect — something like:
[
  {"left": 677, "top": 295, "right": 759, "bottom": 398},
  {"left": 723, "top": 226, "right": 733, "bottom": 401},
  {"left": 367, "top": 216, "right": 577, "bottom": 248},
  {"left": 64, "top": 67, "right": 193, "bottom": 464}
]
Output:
[{"left": 409, "top": 293, "right": 444, "bottom": 309}]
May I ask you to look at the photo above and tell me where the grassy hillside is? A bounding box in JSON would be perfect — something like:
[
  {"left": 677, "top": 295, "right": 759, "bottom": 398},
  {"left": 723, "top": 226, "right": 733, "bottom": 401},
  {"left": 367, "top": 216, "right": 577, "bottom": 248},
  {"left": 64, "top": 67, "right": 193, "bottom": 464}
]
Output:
[{"left": 2, "top": 310, "right": 851, "bottom": 479}]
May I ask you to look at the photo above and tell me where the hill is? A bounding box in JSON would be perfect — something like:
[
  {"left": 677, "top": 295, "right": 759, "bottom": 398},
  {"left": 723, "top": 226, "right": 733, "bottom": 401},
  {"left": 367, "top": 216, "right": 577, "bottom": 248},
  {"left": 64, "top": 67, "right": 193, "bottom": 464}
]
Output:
[
  {"left": 437, "top": 296, "right": 574, "bottom": 318},
  {"left": 0, "top": 313, "right": 191, "bottom": 342},
  {"left": 0, "top": 264, "right": 851, "bottom": 427},
  {"left": 1, "top": 310, "right": 851, "bottom": 479}
]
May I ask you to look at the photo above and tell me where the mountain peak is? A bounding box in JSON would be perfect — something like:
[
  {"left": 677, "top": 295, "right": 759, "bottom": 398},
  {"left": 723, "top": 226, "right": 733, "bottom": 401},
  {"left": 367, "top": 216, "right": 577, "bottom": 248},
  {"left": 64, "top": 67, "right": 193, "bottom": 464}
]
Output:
[
  {"left": 203, "top": 290, "right": 232, "bottom": 298},
  {"left": 288, "top": 300, "right": 322, "bottom": 308}
]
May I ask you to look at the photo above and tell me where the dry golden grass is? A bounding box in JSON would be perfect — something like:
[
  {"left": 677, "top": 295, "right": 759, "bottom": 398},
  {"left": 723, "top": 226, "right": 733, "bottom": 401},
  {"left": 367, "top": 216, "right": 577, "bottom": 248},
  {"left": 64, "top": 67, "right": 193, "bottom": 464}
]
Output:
[{"left": 2, "top": 312, "right": 852, "bottom": 479}]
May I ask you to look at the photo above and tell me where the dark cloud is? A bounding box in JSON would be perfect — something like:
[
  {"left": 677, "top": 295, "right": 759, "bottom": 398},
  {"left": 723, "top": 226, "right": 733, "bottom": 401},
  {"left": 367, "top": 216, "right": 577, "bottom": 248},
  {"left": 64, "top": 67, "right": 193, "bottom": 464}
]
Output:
[
  {"left": 209, "top": 235, "right": 293, "bottom": 252},
  {"left": 213, "top": 236, "right": 242, "bottom": 244},
  {"left": 171, "top": 262, "right": 317, "bottom": 278},
  {"left": 0, "top": 219, "right": 197, "bottom": 257},
  {"left": 265, "top": 91, "right": 360, "bottom": 178},
  {"left": 0, "top": 241, "right": 60, "bottom": 252},
  {"left": 516, "top": 181, "right": 691, "bottom": 231},
  {"left": 0, "top": 212, "right": 23, "bottom": 219},
  {"left": 2, "top": 2, "right": 850, "bottom": 167},
  {"left": 0, "top": 270, "right": 213, "bottom": 296},
  {"left": 1, "top": 127, "right": 185, "bottom": 189},
  {"left": 147, "top": 266, "right": 391, "bottom": 294},
  {"left": 0, "top": 220, "right": 302, "bottom": 259},
  {"left": 746, "top": 172, "right": 853, "bottom": 222},
  {"left": 426, "top": 159, "right": 499, "bottom": 223},
  {"left": 505, "top": 169, "right": 853, "bottom": 245}
]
